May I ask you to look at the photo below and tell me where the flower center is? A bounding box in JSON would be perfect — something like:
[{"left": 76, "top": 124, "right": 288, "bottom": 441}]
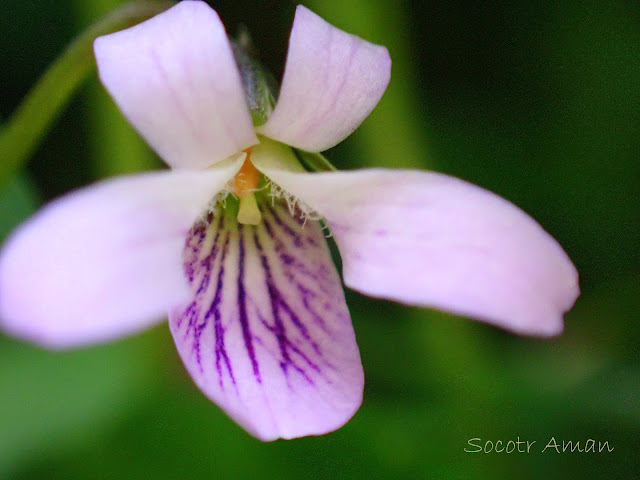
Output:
[{"left": 233, "top": 148, "right": 262, "bottom": 225}]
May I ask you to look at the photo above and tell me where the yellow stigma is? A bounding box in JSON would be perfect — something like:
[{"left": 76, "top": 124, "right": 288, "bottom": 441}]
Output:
[
  {"left": 237, "top": 194, "right": 261, "bottom": 225},
  {"left": 233, "top": 149, "right": 262, "bottom": 225}
]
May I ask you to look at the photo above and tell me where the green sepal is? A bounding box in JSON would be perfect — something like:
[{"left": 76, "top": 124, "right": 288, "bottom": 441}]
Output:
[
  {"left": 232, "top": 29, "right": 278, "bottom": 127},
  {"left": 231, "top": 31, "right": 339, "bottom": 173},
  {"left": 293, "top": 149, "right": 338, "bottom": 172},
  {"left": 221, "top": 194, "right": 240, "bottom": 227}
]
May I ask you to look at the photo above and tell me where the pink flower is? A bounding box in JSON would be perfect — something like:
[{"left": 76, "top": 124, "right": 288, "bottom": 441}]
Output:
[{"left": 0, "top": 1, "right": 578, "bottom": 440}]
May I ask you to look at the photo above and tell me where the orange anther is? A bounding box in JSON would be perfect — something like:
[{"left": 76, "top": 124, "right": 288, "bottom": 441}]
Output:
[{"left": 233, "top": 148, "right": 261, "bottom": 197}]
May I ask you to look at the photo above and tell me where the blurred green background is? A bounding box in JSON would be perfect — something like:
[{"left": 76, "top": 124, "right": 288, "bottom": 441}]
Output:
[{"left": 1, "top": 0, "right": 638, "bottom": 478}]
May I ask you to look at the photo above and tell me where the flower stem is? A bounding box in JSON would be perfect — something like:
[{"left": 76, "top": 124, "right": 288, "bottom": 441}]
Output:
[
  {"left": 0, "top": 1, "right": 175, "bottom": 189},
  {"left": 294, "top": 150, "right": 338, "bottom": 172}
]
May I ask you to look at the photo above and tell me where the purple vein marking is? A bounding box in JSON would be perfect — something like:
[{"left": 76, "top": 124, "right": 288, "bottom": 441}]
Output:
[
  {"left": 260, "top": 214, "right": 324, "bottom": 354},
  {"left": 179, "top": 215, "right": 237, "bottom": 390},
  {"left": 237, "top": 225, "right": 261, "bottom": 383},
  {"left": 253, "top": 228, "right": 316, "bottom": 385},
  {"left": 266, "top": 212, "right": 336, "bottom": 334},
  {"left": 269, "top": 206, "right": 305, "bottom": 248},
  {"left": 203, "top": 231, "right": 235, "bottom": 389},
  {"left": 263, "top": 209, "right": 334, "bottom": 298},
  {"left": 266, "top": 224, "right": 332, "bottom": 333},
  {"left": 194, "top": 215, "right": 222, "bottom": 297},
  {"left": 184, "top": 222, "right": 207, "bottom": 283},
  {"left": 177, "top": 201, "right": 343, "bottom": 394},
  {"left": 176, "top": 216, "right": 218, "bottom": 330}
]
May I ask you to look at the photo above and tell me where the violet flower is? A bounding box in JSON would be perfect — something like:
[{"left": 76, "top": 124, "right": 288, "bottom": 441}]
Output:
[{"left": 0, "top": 1, "right": 579, "bottom": 440}]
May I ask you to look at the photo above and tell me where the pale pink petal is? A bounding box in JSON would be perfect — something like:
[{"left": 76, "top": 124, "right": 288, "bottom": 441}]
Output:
[
  {"left": 257, "top": 5, "right": 391, "bottom": 152},
  {"left": 169, "top": 203, "right": 363, "bottom": 440},
  {"left": 0, "top": 155, "right": 245, "bottom": 348},
  {"left": 94, "top": 1, "right": 257, "bottom": 169},
  {"left": 251, "top": 163, "right": 579, "bottom": 336}
]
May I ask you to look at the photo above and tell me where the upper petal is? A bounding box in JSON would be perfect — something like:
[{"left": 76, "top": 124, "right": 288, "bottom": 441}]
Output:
[
  {"left": 257, "top": 5, "right": 391, "bottom": 152},
  {"left": 169, "top": 203, "right": 363, "bottom": 440},
  {"left": 0, "top": 155, "right": 244, "bottom": 348},
  {"left": 94, "top": 1, "right": 257, "bottom": 169},
  {"left": 251, "top": 164, "right": 579, "bottom": 336}
]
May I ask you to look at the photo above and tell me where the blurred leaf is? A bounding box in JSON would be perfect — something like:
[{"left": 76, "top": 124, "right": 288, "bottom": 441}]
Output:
[
  {"left": 74, "top": 0, "right": 164, "bottom": 177},
  {"left": 0, "top": 175, "right": 39, "bottom": 242},
  {"left": 0, "top": 329, "right": 165, "bottom": 477},
  {"left": 0, "top": 1, "right": 174, "bottom": 188}
]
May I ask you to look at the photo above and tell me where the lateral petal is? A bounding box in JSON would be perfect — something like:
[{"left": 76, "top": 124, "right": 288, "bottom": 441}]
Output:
[
  {"left": 257, "top": 5, "right": 391, "bottom": 152},
  {"left": 250, "top": 165, "right": 579, "bottom": 336},
  {"left": 0, "top": 155, "right": 244, "bottom": 348},
  {"left": 169, "top": 203, "right": 363, "bottom": 440},
  {"left": 94, "top": 1, "right": 257, "bottom": 169}
]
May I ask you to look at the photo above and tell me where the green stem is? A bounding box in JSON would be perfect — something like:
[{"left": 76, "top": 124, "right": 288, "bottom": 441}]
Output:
[
  {"left": 0, "top": 1, "right": 174, "bottom": 189},
  {"left": 294, "top": 149, "right": 338, "bottom": 172}
]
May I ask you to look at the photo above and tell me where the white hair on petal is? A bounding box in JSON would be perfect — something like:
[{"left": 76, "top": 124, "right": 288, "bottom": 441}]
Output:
[
  {"left": 265, "top": 178, "right": 326, "bottom": 226},
  {"left": 321, "top": 222, "right": 334, "bottom": 238},
  {"left": 193, "top": 186, "right": 233, "bottom": 224},
  {"left": 194, "top": 178, "right": 334, "bottom": 238}
]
